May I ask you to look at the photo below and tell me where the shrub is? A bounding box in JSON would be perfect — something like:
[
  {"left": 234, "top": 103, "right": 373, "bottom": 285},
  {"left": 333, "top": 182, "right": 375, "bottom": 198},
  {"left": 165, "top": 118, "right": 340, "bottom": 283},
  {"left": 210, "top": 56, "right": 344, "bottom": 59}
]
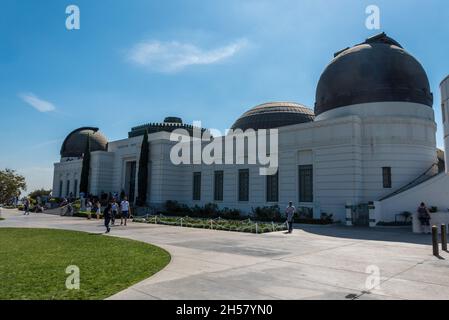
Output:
[
  {"left": 251, "top": 205, "right": 282, "bottom": 222},
  {"left": 430, "top": 206, "right": 438, "bottom": 213},
  {"left": 219, "top": 207, "right": 243, "bottom": 220}
]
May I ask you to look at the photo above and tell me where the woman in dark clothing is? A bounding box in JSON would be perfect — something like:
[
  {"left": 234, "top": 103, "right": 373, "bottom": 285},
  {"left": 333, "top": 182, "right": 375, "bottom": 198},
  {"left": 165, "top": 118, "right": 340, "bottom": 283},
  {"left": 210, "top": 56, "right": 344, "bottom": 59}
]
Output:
[
  {"left": 103, "top": 203, "right": 112, "bottom": 234},
  {"left": 417, "top": 202, "right": 431, "bottom": 234}
]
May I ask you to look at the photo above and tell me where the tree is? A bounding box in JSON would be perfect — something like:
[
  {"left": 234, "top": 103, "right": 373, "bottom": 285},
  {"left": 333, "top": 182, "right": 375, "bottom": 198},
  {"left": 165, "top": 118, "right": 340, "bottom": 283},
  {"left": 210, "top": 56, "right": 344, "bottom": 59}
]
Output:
[
  {"left": 136, "top": 130, "right": 149, "bottom": 206},
  {"left": 79, "top": 134, "right": 91, "bottom": 195},
  {"left": 28, "top": 189, "right": 52, "bottom": 199},
  {"left": 0, "top": 169, "right": 27, "bottom": 204}
]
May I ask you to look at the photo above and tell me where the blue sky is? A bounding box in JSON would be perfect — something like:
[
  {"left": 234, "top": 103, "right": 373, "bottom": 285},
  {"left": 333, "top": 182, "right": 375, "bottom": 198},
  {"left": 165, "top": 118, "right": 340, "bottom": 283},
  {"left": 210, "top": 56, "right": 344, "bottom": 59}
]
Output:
[{"left": 0, "top": 0, "right": 448, "bottom": 193}]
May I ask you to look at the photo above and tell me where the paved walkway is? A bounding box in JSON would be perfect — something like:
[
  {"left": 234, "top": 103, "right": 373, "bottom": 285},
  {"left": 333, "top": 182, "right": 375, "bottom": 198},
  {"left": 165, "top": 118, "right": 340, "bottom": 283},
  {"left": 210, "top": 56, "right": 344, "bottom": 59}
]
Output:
[{"left": 1, "top": 208, "right": 449, "bottom": 300}]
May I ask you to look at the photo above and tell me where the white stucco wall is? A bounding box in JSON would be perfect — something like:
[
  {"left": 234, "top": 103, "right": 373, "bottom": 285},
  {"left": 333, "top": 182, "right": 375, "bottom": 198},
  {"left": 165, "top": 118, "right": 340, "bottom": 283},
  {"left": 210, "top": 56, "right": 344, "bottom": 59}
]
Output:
[
  {"left": 378, "top": 173, "right": 449, "bottom": 220},
  {"left": 52, "top": 159, "right": 82, "bottom": 198},
  {"left": 52, "top": 101, "right": 438, "bottom": 224},
  {"left": 441, "top": 76, "right": 449, "bottom": 173}
]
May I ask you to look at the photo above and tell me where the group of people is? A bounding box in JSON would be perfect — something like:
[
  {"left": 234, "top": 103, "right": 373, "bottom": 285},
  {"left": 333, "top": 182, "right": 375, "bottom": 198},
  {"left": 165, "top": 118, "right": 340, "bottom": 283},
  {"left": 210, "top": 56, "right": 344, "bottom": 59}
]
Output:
[{"left": 85, "top": 197, "right": 132, "bottom": 233}]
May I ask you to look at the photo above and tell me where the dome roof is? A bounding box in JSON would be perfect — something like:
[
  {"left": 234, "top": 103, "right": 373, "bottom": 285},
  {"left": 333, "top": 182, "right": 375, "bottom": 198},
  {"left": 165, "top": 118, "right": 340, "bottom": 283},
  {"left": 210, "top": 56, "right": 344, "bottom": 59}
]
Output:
[
  {"left": 60, "top": 127, "right": 108, "bottom": 158},
  {"left": 315, "top": 33, "right": 433, "bottom": 116},
  {"left": 231, "top": 102, "right": 315, "bottom": 131}
]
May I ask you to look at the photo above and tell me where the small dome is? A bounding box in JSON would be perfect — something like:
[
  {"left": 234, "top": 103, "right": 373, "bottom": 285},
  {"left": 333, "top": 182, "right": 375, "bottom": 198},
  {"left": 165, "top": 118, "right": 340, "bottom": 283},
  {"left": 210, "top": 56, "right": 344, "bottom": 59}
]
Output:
[
  {"left": 60, "top": 127, "right": 108, "bottom": 158},
  {"left": 231, "top": 102, "right": 315, "bottom": 131},
  {"left": 164, "top": 117, "right": 183, "bottom": 124},
  {"left": 315, "top": 33, "right": 433, "bottom": 116}
]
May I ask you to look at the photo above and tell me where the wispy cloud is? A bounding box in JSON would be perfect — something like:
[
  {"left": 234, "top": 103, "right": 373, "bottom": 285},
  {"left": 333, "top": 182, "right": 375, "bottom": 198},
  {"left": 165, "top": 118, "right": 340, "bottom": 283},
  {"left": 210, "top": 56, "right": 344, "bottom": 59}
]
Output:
[
  {"left": 29, "top": 139, "right": 62, "bottom": 150},
  {"left": 19, "top": 93, "right": 56, "bottom": 112},
  {"left": 127, "top": 39, "right": 248, "bottom": 73}
]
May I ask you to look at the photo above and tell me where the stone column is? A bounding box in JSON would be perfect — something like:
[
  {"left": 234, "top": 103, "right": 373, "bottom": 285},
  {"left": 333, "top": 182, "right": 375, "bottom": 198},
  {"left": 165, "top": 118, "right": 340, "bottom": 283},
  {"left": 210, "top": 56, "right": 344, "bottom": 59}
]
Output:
[
  {"left": 345, "top": 201, "right": 353, "bottom": 226},
  {"left": 313, "top": 202, "right": 321, "bottom": 220},
  {"left": 368, "top": 201, "right": 376, "bottom": 227}
]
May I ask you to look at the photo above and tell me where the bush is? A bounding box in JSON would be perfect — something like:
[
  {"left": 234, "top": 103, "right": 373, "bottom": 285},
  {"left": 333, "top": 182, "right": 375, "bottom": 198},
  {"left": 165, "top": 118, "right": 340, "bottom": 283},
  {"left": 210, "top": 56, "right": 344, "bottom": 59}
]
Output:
[
  {"left": 251, "top": 205, "right": 282, "bottom": 222},
  {"left": 162, "top": 201, "right": 333, "bottom": 225},
  {"left": 220, "top": 207, "right": 243, "bottom": 220},
  {"left": 28, "top": 189, "right": 52, "bottom": 200},
  {"left": 430, "top": 206, "right": 438, "bottom": 213},
  {"left": 164, "top": 201, "right": 242, "bottom": 220}
]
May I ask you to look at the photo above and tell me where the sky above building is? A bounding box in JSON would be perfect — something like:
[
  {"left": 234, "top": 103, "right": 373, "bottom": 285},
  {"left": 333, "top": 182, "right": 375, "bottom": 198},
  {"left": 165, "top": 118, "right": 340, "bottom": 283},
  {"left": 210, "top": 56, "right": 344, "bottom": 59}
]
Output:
[{"left": 0, "top": 0, "right": 448, "bottom": 194}]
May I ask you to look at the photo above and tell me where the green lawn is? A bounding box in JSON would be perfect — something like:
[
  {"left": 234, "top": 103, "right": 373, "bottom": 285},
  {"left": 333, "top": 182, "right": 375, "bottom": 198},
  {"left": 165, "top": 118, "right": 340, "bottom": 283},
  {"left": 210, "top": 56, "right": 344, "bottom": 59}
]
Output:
[{"left": 0, "top": 228, "right": 170, "bottom": 300}]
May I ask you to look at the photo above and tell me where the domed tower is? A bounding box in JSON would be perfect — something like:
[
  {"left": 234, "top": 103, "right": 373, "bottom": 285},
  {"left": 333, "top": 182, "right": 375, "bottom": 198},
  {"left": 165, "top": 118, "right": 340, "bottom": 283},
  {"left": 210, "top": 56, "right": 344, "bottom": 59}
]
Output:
[
  {"left": 231, "top": 102, "right": 314, "bottom": 131},
  {"left": 315, "top": 32, "right": 433, "bottom": 121},
  {"left": 314, "top": 33, "right": 437, "bottom": 201},
  {"left": 60, "top": 127, "right": 108, "bottom": 160}
]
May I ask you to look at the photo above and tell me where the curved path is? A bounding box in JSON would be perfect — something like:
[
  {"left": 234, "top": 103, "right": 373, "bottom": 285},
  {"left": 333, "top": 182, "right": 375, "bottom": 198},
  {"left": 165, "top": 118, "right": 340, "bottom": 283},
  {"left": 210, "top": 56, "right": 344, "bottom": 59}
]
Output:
[{"left": 1, "top": 208, "right": 449, "bottom": 300}]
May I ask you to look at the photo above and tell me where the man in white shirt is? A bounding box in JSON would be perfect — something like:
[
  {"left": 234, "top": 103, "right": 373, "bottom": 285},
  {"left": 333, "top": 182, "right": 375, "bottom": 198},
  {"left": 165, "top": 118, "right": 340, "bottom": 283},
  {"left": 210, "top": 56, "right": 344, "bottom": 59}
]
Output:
[
  {"left": 285, "top": 201, "right": 296, "bottom": 234},
  {"left": 120, "top": 197, "right": 131, "bottom": 226}
]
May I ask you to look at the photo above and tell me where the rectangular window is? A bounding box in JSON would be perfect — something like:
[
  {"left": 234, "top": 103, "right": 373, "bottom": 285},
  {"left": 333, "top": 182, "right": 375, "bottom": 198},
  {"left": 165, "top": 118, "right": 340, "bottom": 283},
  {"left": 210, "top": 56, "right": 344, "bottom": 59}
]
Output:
[
  {"left": 193, "top": 172, "right": 201, "bottom": 200},
  {"left": 66, "top": 180, "right": 70, "bottom": 197},
  {"left": 299, "top": 165, "right": 313, "bottom": 202},
  {"left": 382, "top": 167, "right": 392, "bottom": 188},
  {"left": 214, "top": 171, "right": 224, "bottom": 201},
  {"left": 266, "top": 171, "right": 279, "bottom": 202},
  {"left": 238, "top": 169, "right": 249, "bottom": 202},
  {"left": 442, "top": 103, "right": 446, "bottom": 123},
  {"left": 59, "top": 181, "right": 63, "bottom": 198},
  {"left": 74, "top": 180, "right": 78, "bottom": 198}
]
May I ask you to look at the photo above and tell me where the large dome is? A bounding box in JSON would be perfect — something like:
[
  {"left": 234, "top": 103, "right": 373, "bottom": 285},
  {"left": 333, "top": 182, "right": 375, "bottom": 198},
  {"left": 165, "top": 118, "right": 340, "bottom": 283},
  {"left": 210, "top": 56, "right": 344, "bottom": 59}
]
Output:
[
  {"left": 231, "top": 102, "right": 315, "bottom": 131},
  {"left": 315, "top": 33, "right": 433, "bottom": 116},
  {"left": 60, "top": 127, "right": 108, "bottom": 158}
]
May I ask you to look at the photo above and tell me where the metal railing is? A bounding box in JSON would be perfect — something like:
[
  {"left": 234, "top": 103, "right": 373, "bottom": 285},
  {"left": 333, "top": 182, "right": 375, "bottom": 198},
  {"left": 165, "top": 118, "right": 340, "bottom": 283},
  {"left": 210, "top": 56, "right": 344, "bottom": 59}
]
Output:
[{"left": 134, "top": 214, "right": 287, "bottom": 234}]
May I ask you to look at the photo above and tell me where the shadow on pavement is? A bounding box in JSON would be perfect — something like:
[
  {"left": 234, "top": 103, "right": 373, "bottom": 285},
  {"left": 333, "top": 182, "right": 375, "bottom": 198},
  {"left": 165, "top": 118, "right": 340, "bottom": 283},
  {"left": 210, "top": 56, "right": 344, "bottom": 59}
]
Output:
[{"left": 295, "top": 224, "right": 433, "bottom": 246}]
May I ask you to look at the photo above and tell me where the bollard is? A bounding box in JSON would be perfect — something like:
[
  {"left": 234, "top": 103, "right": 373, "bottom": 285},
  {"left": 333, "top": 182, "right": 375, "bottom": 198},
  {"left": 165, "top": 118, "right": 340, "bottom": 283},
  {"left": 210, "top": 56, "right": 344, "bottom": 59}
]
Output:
[
  {"left": 432, "top": 225, "right": 439, "bottom": 256},
  {"left": 441, "top": 224, "right": 448, "bottom": 251}
]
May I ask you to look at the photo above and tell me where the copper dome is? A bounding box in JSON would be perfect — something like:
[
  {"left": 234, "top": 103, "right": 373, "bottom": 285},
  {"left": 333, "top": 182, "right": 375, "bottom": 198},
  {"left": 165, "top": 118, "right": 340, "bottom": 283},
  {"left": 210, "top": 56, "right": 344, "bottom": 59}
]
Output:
[
  {"left": 60, "top": 127, "right": 108, "bottom": 158},
  {"left": 231, "top": 102, "right": 315, "bottom": 131}
]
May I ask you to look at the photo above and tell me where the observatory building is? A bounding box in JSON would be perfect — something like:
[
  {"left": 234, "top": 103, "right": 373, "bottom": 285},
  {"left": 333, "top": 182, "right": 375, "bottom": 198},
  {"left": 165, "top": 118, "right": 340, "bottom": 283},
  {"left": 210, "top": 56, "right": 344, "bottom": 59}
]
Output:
[{"left": 53, "top": 33, "right": 449, "bottom": 226}]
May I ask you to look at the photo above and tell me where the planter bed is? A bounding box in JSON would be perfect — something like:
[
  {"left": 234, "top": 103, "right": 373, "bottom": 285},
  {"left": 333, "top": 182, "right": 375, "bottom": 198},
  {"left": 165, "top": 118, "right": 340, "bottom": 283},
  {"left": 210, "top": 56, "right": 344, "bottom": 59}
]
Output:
[{"left": 133, "top": 216, "right": 287, "bottom": 234}]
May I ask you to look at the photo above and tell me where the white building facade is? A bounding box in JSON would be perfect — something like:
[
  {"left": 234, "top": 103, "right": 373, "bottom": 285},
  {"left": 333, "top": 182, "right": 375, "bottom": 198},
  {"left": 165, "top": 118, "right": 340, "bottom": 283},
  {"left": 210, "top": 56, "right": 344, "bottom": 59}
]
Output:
[{"left": 52, "top": 33, "right": 448, "bottom": 226}]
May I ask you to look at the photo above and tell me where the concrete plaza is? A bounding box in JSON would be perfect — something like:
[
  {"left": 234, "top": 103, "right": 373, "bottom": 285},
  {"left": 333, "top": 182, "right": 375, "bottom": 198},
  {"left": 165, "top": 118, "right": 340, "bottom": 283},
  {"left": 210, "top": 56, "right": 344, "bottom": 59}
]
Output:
[{"left": 1, "top": 208, "right": 448, "bottom": 300}]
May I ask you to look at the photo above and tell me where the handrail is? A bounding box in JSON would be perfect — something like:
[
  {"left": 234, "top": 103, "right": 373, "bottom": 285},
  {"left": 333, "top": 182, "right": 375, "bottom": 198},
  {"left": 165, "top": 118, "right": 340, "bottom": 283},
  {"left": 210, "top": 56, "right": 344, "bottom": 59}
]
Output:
[{"left": 379, "top": 163, "right": 440, "bottom": 201}]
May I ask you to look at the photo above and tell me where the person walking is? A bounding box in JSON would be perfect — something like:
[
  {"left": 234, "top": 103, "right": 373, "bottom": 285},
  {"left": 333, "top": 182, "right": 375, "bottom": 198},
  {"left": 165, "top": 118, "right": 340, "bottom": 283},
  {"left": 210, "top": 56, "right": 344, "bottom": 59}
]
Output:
[
  {"left": 95, "top": 201, "right": 101, "bottom": 220},
  {"left": 120, "top": 197, "right": 131, "bottom": 226},
  {"left": 285, "top": 201, "right": 296, "bottom": 234},
  {"left": 66, "top": 202, "right": 73, "bottom": 216},
  {"left": 417, "top": 202, "right": 431, "bottom": 234},
  {"left": 111, "top": 199, "right": 118, "bottom": 226},
  {"left": 86, "top": 199, "right": 93, "bottom": 220},
  {"left": 103, "top": 203, "right": 112, "bottom": 233},
  {"left": 23, "top": 198, "right": 30, "bottom": 216}
]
